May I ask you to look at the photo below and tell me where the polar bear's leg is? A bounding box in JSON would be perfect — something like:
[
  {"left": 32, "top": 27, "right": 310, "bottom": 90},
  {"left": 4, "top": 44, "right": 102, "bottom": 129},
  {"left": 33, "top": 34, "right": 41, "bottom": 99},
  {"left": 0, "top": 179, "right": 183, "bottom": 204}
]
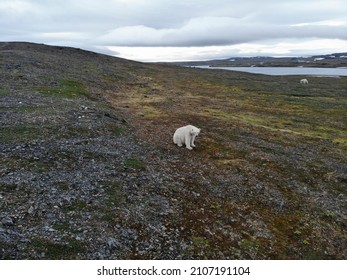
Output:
[
  {"left": 185, "top": 135, "right": 192, "bottom": 150},
  {"left": 176, "top": 135, "right": 183, "bottom": 147},
  {"left": 177, "top": 138, "right": 183, "bottom": 147},
  {"left": 173, "top": 131, "right": 182, "bottom": 147},
  {"left": 191, "top": 134, "right": 197, "bottom": 147}
]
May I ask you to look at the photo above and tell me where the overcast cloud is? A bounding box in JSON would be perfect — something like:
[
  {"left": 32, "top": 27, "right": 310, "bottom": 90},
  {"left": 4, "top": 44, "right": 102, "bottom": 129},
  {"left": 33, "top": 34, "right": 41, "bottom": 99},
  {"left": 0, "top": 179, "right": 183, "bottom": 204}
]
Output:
[{"left": 1, "top": 0, "right": 347, "bottom": 61}]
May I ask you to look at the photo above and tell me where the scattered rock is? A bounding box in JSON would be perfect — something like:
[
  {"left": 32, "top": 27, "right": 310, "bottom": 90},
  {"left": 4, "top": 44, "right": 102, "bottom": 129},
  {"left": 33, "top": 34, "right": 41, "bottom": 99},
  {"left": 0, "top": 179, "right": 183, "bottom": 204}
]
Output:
[{"left": 1, "top": 217, "right": 14, "bottom": 227}]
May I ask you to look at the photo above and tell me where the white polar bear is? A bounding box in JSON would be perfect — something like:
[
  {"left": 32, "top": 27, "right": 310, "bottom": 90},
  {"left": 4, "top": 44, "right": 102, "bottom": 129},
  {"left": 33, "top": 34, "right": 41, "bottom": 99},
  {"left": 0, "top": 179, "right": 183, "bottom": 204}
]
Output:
[
  {"left": 173, "top": 125, "right": 200, "bottom": 150},
  {"left": 300, "top": 78, "right": 309, "bottom": 84}
]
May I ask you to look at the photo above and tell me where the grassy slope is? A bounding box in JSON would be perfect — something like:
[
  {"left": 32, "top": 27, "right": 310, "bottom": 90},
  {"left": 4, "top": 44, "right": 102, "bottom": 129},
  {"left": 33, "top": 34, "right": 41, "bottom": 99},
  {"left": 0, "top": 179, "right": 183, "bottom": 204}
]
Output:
[
  {"left": 1, "top": 42, "right": 346, "bottom": 259},
  {"left": 106, "top": 62, "right": 347, "bottom": 259}
]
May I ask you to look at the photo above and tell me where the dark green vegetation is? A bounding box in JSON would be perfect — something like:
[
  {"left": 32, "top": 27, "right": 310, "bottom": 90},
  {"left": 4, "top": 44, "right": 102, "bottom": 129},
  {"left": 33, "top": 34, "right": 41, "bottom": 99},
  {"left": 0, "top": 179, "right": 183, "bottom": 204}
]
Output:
[
  {"left": 1, "top": 42, "right": 346, "bottom": 259},
  {"left": 38, "top": 79, "right": 86, "bottom": 98}
]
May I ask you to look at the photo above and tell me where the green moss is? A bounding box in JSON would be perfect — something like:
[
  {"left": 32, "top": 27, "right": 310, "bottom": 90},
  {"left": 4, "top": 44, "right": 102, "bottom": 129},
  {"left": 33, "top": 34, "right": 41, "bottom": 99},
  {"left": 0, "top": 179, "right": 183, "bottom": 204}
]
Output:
[
  {"left": 30, "top": 237, "right": 85, "bottom": 259},
  {"left": 303, "top": 249, "right": 328, "bottom": 260},
  {"left": 241, "top": 239, "right": 260, "bottom": 251},
  {"left": 107, "top": 125, "right": 126, "bottom": 136},
  {"left": 124, "top": 157, "right": 145, "bottom": 170},
  {"left": 63, "top": 200, "right": 88, "bottom": 212},
  {"left": 52, "top": 223, "right": 72, "bottom": 232},
  {"left": 293, "top": 230, "right": 302, "bottom": 236},
  {"left": 38, "top": 79, "right": 86, "bottom": 98},
  {"left": 0, "top": 89, "right": 9, "bottom": 95},
  {"left": 104, "top": 183, "right": 125, "bottom": 207},
  {"left": 0, "top": 126, "right": 42, "bottom": 143},
  {"left": 190, "top": 236, "right": 210, "bottom": 257}
]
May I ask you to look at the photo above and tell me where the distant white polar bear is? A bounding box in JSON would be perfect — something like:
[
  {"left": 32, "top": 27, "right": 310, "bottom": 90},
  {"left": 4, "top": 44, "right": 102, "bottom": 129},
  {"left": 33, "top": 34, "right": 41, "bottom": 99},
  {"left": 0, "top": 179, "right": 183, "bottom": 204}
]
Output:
[
  {"left": 300, "top": 78, "right": 309, "bottom": 84},
  {"left": 173, "top": 125, "right": 200, "bottom": 150}
]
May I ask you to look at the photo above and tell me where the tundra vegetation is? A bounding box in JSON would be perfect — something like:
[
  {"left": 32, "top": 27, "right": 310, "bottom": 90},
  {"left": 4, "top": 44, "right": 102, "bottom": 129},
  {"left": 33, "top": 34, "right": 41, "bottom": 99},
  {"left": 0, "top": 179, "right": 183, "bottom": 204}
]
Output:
[{"left": 0, "top": 42, "right": 346, "bottom": 259}]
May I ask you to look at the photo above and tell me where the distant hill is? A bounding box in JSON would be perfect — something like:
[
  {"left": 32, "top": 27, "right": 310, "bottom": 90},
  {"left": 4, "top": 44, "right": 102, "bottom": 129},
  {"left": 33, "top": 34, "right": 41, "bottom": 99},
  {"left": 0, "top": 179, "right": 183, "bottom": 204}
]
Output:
[{"left": 174, "top": 52, "right": 347, "bottom": 68}]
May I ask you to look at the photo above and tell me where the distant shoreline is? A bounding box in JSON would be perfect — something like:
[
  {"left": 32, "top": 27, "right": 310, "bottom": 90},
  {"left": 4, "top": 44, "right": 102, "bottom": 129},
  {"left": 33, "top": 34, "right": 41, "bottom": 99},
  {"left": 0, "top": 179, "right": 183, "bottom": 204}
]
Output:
[
  {"left": 173, "top": 52, "right": 347, "bottom": 69},
  {"left": 192, "top": 65, "right": 347, "bottom": 76}
]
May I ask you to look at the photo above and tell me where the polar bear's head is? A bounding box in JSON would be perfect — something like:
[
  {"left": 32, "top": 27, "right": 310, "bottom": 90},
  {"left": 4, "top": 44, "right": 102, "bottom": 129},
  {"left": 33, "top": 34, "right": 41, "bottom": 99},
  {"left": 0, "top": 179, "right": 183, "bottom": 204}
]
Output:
[{"left": 190, "top": 126, "right": 200, "bottom": 136}]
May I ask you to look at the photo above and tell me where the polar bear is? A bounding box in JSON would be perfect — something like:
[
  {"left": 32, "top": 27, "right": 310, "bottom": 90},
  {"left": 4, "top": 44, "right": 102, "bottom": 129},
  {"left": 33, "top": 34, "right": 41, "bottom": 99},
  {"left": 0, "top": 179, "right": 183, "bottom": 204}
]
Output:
[
  {"left": 300, "top": 78, "right": 309, "bottom": 84},
  {"left": 173, "top": 125, "right": 200, "bottom": 150}
]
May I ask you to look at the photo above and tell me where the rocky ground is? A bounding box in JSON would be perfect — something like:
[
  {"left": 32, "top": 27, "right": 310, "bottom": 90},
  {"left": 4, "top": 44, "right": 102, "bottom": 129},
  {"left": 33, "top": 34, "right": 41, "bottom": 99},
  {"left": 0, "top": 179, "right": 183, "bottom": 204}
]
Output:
[{"left": 0, "top": 42, "right": 346, "bottom": 259}]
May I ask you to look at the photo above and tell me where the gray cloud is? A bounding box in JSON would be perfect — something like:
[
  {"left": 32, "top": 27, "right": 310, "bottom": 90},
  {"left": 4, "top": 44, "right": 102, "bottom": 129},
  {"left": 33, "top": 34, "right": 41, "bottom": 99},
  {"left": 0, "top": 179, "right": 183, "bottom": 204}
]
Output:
[
  {"left": 97, "top": 17, "right": 347, "bottom": 47},
  {"left": 1, "top": 0, "right": 346, "bottom": 61}
]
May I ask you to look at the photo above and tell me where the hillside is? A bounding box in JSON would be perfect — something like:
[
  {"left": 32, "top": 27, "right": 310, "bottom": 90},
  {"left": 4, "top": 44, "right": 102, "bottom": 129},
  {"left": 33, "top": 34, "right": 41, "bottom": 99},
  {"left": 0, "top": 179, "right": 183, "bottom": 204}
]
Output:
[
  {"left": 1, "top": 42, "right": 346, "bottom": 259},
  {"left": 175, "top": 53, "right": 347, "bottom": 68}
]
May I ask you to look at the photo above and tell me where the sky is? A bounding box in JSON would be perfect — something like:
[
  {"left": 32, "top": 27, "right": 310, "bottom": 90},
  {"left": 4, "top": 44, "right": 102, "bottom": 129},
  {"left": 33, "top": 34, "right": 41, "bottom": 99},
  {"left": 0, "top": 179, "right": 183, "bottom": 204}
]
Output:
[{"left": 1, "top": 0, "right": 347, "bottom": 62}]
